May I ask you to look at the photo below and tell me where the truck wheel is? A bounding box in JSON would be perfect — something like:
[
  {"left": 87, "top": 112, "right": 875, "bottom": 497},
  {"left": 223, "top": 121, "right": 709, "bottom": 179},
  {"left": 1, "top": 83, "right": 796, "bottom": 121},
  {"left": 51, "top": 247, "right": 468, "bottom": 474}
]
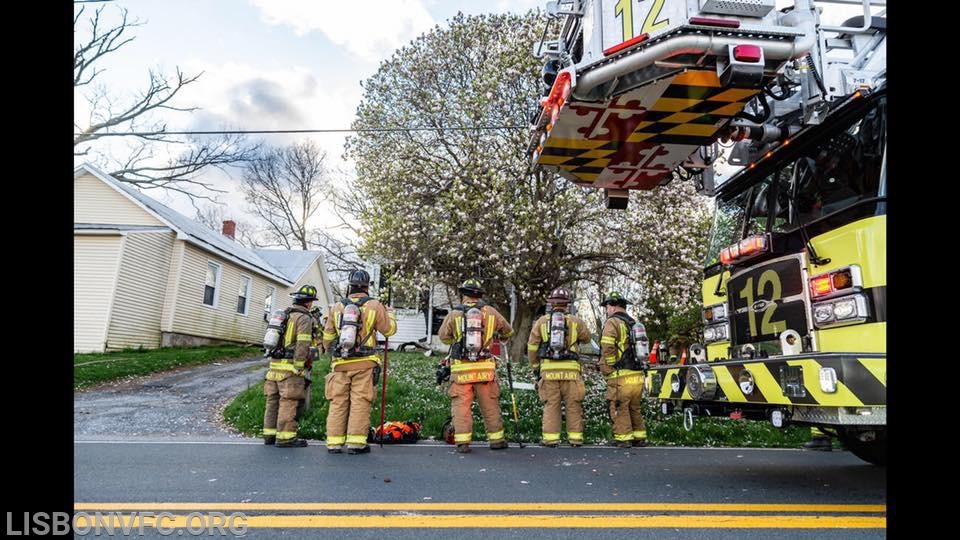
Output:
[{"left": 838, "top": 427, "right": 886, "bottom": 466}]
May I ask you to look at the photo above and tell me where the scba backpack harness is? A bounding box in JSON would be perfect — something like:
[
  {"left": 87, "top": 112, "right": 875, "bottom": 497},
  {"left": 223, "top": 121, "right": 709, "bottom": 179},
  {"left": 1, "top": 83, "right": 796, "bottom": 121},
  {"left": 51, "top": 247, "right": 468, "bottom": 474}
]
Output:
[
  {"left": 263, "top": 307, "right": 300, "bottom": 359},
  {"left": 610, "top": 312, "right": 649, "bottom": 370},
  {"left": 334, "top": 296, "right": 376, "bottom": 358}
]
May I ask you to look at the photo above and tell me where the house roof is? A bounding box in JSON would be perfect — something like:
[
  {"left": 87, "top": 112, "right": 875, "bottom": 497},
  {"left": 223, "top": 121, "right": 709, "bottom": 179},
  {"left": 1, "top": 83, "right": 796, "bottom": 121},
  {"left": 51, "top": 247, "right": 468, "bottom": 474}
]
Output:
[
  {"left": 74, "top": 164, "right": 293, "bottom": 286},
  {"left": 254, "top": 249, "right": 323, "bottom": 283},
  {"left": 75, "top": 223, "right": 172, "bottom": 233}
]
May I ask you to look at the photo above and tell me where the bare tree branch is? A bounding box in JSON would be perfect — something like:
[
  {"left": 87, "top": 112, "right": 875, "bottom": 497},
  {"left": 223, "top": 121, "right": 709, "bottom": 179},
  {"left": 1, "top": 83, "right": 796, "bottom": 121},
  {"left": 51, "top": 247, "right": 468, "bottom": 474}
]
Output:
[
  {"left": 74, "top": 4, "right": 258, "bottom": 201},
  {"left": 241, "top": 140, "right": 329, "bottom": 251}
]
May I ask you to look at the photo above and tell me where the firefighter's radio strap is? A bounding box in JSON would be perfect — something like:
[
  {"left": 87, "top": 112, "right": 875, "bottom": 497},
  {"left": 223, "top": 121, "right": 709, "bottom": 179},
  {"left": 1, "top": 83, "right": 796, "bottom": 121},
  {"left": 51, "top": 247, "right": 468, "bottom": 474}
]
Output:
[{"left": 332, "top": 296, "right": 379, "bottom": 364}]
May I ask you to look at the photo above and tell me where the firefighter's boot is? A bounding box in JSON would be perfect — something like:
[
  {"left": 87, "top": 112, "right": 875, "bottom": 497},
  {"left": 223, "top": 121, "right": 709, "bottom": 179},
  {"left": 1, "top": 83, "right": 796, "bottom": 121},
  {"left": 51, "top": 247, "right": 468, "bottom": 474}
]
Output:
[
  {"left": 801, "top": 436, "right": 832, "bottom": 451},
  {"left": 632, "top": 439, "right": 648, "bottom": 448},
  {"left": 263, "top": 435, "right": 276, "bottom": 445},
  {"left": 456, "top": 444, "right": 471, "bottom": 454},
  {"left": 276, "top": 438, "right": 308, "bottom": 448},
  {"left": 347, "top": 445, "right": 371, "bottom": 455},
  {"left": 489, "top": 440, "right": 508, "bottom": 450}
]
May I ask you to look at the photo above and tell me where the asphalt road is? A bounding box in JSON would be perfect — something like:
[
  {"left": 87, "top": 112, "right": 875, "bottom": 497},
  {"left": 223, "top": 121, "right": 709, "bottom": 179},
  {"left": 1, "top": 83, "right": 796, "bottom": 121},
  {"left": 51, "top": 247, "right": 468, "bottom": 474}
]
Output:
[
  {"left": 72, "top": 359, "right": 887, "bottom": 538},
  {"left": 74, "top": 441, "right": 886, "bottom": 539}
]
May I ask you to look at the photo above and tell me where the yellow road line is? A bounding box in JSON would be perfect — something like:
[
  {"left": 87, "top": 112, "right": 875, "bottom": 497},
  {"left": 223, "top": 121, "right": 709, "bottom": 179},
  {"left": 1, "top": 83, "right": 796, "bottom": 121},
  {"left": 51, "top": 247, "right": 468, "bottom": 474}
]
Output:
[
  {"left": 73, "top": 514, "right": 885, "bottom": 529},
  {"left": 75, "top": 502, "right": 885, "bottom": 513}
]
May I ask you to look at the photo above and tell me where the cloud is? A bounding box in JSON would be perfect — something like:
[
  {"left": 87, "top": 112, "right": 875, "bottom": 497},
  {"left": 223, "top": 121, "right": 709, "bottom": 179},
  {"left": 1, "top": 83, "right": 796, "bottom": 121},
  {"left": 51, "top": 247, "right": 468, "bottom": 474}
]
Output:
[
  {"left": 181, "top": 61, "right": 357, "bottom": 136},
  {"left": 132, "top": 60, "right": 361, "bottom": 224},
  {"left": 249, "top": 0, "right": 436, "bottom": 63}
]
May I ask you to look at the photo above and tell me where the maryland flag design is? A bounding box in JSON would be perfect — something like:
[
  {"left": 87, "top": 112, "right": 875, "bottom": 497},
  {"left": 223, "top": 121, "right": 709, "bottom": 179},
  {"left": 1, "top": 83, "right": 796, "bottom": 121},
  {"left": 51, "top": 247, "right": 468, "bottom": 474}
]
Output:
[{"left": 536, "top": 70, "right": 757, "bottom": 190}]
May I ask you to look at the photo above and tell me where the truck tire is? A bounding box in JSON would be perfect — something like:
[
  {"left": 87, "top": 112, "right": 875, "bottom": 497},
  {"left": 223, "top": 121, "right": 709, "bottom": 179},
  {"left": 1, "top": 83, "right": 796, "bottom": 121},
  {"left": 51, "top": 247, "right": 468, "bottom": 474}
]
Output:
[{"left": 838, "top": 427, "right": 886, "bottom": 466}]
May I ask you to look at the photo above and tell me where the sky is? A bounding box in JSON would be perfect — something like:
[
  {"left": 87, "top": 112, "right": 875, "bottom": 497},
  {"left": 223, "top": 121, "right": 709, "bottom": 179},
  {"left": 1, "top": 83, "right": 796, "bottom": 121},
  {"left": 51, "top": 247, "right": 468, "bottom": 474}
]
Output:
[
  {"left": 74, "top": 0, "right": 544, "bottom": 230},
  {"left": 73, "top": 0, "right": 877, "bottom": 232}
]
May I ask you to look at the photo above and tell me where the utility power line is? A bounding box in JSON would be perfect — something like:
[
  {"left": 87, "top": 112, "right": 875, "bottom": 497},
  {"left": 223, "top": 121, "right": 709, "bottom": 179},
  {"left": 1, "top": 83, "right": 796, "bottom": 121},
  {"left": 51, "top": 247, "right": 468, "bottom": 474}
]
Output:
[{"left": 76, "top": 126, "right": 528, "bottom": 137}]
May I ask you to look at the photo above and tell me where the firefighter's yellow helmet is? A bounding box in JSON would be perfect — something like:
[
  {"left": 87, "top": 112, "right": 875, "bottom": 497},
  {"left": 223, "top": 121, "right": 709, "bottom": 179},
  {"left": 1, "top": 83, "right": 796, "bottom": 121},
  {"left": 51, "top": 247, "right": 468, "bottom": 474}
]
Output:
[
  {"left": 458, "top": 278, "right": 485, "bottom": 296},
  {"left": 291, "top": 284, "right": 318, "bottom": 302}
]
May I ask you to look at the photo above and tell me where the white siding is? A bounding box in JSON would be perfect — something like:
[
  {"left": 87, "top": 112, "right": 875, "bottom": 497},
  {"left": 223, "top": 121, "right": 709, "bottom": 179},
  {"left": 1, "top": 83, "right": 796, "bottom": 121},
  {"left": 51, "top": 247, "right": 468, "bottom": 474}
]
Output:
[
  {"left": 391, "top": 309, "right": 428, "bottom": 348},
  {"left": 170, "top": 243, "right": 286, "bottom": 343},
  {"left": 74, "top": 235, "right": 123, "bottom": 353},
  {"left": 74, "top": 174, "right": 164, "bottom": 226},
  {"left": 104, "top": 232, "right": 176, "bottom": 350},
  {"left": 283, "top": 260, "right": 336, "bottom": 319}
]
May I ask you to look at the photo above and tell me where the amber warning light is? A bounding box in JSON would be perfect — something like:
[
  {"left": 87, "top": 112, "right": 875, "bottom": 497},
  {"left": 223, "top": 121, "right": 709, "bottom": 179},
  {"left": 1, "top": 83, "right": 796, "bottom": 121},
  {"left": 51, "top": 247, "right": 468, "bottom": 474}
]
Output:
[{"left": 719, "top": 234, "right": 770, "bottom": 265}]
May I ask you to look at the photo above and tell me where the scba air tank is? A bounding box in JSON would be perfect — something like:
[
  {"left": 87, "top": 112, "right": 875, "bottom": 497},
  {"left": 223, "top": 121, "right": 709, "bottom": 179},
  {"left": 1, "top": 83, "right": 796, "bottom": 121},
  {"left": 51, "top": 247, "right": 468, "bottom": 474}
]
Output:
[
  {"left": 339, "top": 303, "right": 361, "bottom": 350},
  {"left": 632, "top": 322, "right": 649, "bottom": 358},
  {"left": 549, "top": 311, "right": 566, "bottom": 353},
  {"left": 263, "top": 310, "right": 286, "bottom": 349},
  {"left": 464, "top": 308, "right": 484, "bottom": 357}
]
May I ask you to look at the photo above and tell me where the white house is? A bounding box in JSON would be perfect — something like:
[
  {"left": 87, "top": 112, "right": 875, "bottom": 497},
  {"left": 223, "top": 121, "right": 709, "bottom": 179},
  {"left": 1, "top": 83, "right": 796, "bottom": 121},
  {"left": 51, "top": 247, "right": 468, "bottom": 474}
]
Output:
[{"left": 74, "top": 164, "right": 335, "bottom": 353}]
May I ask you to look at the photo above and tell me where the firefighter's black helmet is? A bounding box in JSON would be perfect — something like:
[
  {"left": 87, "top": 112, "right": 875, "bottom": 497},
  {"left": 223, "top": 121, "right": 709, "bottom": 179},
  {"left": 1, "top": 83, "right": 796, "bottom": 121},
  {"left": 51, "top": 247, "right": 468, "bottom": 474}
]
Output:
[
  {"left": 291, "top": 284, "right": 319, "bottom": 303},
  {"left": 348, "top": 269, "right": 371, "bottom": 287},
  {"left": 600, "top": 291, "right": 630, "bottom": 307},
  {"left": 458, "top": 278, "right": 485, "bottom": 297}
]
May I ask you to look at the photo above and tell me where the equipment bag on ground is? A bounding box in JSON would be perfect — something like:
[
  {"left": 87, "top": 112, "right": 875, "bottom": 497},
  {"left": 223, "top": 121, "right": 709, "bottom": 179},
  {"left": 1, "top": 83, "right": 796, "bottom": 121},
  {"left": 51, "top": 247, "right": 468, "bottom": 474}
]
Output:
[{"left": 368, "top": 421, "right": 421, "bottom": 443}]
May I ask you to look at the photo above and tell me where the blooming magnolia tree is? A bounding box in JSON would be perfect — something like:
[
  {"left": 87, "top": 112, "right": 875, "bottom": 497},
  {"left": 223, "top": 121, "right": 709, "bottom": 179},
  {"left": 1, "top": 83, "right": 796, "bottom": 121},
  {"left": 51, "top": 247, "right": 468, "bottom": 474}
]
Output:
[{"left": 345, "top": 12, "right": 712, "bottom": 359}]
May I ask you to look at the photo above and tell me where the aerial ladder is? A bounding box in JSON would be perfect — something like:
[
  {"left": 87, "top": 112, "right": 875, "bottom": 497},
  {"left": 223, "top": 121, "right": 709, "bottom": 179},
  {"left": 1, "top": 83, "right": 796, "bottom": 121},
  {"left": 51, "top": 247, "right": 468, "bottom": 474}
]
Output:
[{"left": 528, "top": 0, "right": 886, "bottom": 207}]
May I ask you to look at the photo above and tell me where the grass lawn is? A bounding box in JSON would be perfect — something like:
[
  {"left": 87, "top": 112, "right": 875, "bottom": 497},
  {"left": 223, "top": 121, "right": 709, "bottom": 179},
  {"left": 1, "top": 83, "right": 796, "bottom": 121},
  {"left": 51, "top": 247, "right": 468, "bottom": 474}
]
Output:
[
  {"left": 224, "top": 351, "right": 808, "bottom": 447},
  {"left": 74, "top": 344, "right": 258, "bottom": 390}
]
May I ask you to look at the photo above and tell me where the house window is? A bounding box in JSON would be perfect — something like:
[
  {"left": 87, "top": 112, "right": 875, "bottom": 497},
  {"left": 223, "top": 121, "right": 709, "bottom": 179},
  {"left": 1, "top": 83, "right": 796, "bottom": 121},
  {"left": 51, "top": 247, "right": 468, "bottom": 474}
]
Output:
[
  {"left": 237, "top": 275, "right": 251, "bottom": 315},
  {"left": 203, "top": 262, "right": 221, "bottom": 307},
  {"left": 264, "top": 286, "right": 276, "bottom": 321}
]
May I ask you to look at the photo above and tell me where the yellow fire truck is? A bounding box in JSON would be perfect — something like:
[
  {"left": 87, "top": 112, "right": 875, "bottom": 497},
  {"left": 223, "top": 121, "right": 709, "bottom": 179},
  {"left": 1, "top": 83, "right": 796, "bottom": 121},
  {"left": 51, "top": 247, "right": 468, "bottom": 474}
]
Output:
[{"left": 528, "top": 0, "right": 886, "bottom": 464}]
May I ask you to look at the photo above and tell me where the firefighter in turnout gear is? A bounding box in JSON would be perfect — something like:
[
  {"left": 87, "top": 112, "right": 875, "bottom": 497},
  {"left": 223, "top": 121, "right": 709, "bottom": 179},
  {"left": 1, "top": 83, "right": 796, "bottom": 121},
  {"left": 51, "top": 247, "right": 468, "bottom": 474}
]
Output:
[
  {"left": 527, "top": 287, "right": 591, "bottom": 447},
  {"left": 322, "top": 269, "right": 397, "bottom": 455},
  {"left": 263, "top": 285, "right": 319, "bottom": 448},
  {"left": 599, "top": 292, "right": 648, "bottom": 448},
  {"left": 438, "top": 278, "right": 514, "bottom": 453}
]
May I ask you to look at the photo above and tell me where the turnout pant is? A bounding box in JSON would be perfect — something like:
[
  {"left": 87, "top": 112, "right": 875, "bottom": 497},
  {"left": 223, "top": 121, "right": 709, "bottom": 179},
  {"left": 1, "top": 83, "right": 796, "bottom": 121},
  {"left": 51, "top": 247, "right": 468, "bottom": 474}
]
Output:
[
  {"left": 537, "top": 378, "right": 586, "bottom": 445},
  {"left": 264, "top": 376, "right": 306, "bottom": 441},
  {"left": 606, "top": 376, "right": 647, "bottom": 443},
  {"left": 325, "top": 368, "right": 376, "bottom": 449},
  {"left": 449, "top": 380, "right": 504, "bottom": 445}
]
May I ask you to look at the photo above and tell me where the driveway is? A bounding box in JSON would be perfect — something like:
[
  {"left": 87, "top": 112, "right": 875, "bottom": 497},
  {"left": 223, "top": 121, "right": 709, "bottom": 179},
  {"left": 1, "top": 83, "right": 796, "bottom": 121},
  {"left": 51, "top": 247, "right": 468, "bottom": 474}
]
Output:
[{"left": 74, "top": 356, "right": 267, "bottom": 441}]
